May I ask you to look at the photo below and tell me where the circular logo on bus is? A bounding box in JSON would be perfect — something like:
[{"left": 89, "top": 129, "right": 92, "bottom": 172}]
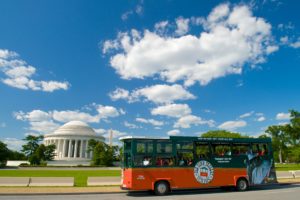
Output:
[{"left": 194, "top": 160, "right": 214, "bottom": 184}]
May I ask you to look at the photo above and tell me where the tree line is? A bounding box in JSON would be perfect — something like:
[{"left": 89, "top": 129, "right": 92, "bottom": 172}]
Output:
[{"left": 1, "top": 109, "right": 299, "bottom": 166}]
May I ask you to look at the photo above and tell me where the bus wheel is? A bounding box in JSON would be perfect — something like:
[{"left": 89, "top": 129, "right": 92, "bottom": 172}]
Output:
[
  {"left": 154, "top": 181, "right": 170, "bottom": 196},
  {"left": 236, "top": 178, "right": 248, "bottom": 191}
]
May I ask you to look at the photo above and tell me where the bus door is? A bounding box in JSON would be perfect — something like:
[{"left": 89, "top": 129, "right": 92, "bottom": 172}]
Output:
[{"left": 248, "top": 143, "right": 277, "bottom": 185}]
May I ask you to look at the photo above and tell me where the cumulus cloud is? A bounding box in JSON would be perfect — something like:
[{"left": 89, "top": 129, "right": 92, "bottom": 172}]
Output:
[
  {"left": 109, "top": 88, "right": 130, "bottom": 101},
  {"left": 0, "top": 49, "right": 70, "bottom": 92},
  {"left": 256, "top": 116, "right": 266, "bottom": 122},
  {"left": 14, "top": 104, "right": 124, "bottom": 134},
  {"left": 175, "top": 17, "right": 190, "bottom": 36},
  {"left": 218, "top": 120, "right": 247, "bottom": 130},
  {"left": 109, "top": 84, "right": 195, "bottom": 104},
  {"left": 276, "top": 112, "right": 290, "bottom": 120},
  {"left": 167, "top": 129, "right": 180, "bottom": 136},
  {"left": 103, "top": 3, "right": 276, "bottom": 87},
  {"left": 124, "top": 121, "right": 140, "bottom": 129},
  {"left": 121, "top": 1, "right": 143, "bottom": 21},
  {"left": 136, "top": 117, "right": 164, "bottom": 126},
  {"left": 239, "top": 111, "right": 255, "bottom": 118},
  {"left": 151, "top": 103, "right": 191, "bottom": 118},
  {"left": 174, "top": 115, "right": 215, "bottom": 129},
  {"left": 1, "top": 138, "right": 25, "bottom": 151}
]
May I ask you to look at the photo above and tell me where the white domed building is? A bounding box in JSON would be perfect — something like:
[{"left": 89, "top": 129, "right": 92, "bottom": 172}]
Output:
[{"left": 44, "top": 121, "right": 104, "bottom": 166}]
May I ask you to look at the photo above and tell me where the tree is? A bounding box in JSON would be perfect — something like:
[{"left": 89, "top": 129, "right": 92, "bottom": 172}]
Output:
[
  {"left": 21, "top": 135, "right": 43, "bottom": 157},
  {"left": 34, "top": 144, "right": 56, "bottom": 163},
  {"left": 265, "top": 125, "right": 288, "bottom": 163},
  {"left": 0, "top": 141, "right": 10, "bottom": 167},
  {"left": 8, "top": 150, "right": 27, "bottom": 160},
  {"left": 88, "top": 140, "right": 117, "bottom": 166},
  {"left": 21, "top": 135, "right": 55, "bottom": 165},
  {"left": 201, "top": 130, "right": 249, "bottom": 138}
]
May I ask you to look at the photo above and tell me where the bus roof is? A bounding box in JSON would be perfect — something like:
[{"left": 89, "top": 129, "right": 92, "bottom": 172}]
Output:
[{"left": 119, "top": 135, "right": 271, "bottom": 143}]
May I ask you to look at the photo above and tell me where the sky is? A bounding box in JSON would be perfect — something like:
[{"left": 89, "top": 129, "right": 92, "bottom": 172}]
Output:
[{"left": 0, "top": 0, "right": 300, "bottom": 150}]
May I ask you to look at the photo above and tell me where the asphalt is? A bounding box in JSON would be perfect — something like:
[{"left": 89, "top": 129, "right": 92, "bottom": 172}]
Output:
[{"left": 0, "top": 178, "right": 299, "bottom": 195}]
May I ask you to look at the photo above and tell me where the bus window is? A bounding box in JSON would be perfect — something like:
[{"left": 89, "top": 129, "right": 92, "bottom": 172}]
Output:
[
  {"left": 124, "top": 153, "right": 132, "bottom": 168},
  {"left": 157, "top": 141, "right": 172, "bottom": 153},
  {"left": 176, "top": 142, "right": 193, "bottom": 150},
  {"left": 232, "top": 143, "right": 249, "bottom": 156},
  {"left": 211, "top": 143, "right": 231, "bottom": 156},
  {"left": 195, "top": 142, "right": 210, "bottom": 159},
  {"left": 252, "top": 143, "right": 269, "bottom": 156},
  {"left": 137, "top": 143, "right": 145, "bottom": 153},
  {"left": 177, "top": 152, "right": 194, "bottom": 166},
  {"left": 124, "top": 141, "right": 131, "bottom": 151},
  {"left": 156, "top": 156, "right": 174, "bottom": 166},
  {"left": 136, "top": 140, "right": 153, "bottom": 154}
]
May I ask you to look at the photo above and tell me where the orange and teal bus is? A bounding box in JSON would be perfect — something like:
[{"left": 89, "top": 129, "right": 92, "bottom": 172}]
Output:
[{"left": 120, "top": 136, "right": 277, "bottom": 195}]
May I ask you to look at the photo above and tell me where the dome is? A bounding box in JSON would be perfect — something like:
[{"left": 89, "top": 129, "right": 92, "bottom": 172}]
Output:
[{"left": 53, "top": 121, "right": 96, "bottom": 136}]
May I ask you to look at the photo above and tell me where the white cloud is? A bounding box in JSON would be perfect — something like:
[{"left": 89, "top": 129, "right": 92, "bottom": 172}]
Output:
[
  {"left": 103, "top": 3, "right": 275, "bottom": 87},
  {"left": 167, "top": 129, "right": 180, "bottom": 136},
  {"left": 109, "top": 84, "right": 195, "bottom": 104},
  {"left": 94, "top": 128, "right": 106, "bottom": 134},
  {"left": 14, "top": 110, "right": 51, "bottom": 122},
  {"left": 96, "top": 105, "right": 122, "bottom": 118},
  {"left": 0, "top": 49, "right": 70, "bottom": 92},
  {"left": 121, "top": 1, "right": 143, "bottom": 21},
  {"left": 109, "top": 88, "right": 130, "bottom": 101},
  {"left": 175, "top": 17, "right": 190, "bottom": 36},
  {"left": 1, "top": 138, "right": 25, "bottom": 151},
  {"left": 103, "top": 129, "right": 127, "bottom": 139},
  {"left": 14, "top": 104, "right": 124, "bottom": 134},
  {"left": 239, "top": 111, "right": 254, "bottom": 118},
  {"left": 280, "top": 36, "right": 289, "bottom": 44},
  {"left": 29, "top": 120, "right": 60, "bottom": 133},
  {"left": 136, "top": 117, "right": 164, "bottom": 126},
  {"left": 52, "top": 110, "right": 100, "bottom": 123},
  {"left": 256, "top": 116, "right": 266, "bottom": 122},
  {"left": 124, "top": 121, "right": 140, "bottom": 129},
  {"left": 174, "top": 115, "right": 215, "bottom": 129},
  {"left": 266, "top": 45, "right": 279, "bottom": 54},
  {"left": 155, "top": 21, "right": 169, "bottom": 33},
  {"left": 151, "top": 103, "right": 191, "bottom": 118},
  {"left": 276, "top": 112, "right": 290, "bottom": 120},
  {"left": 290, "top": 39, "right": 300, "bottom": 48},
  {"left": 218, "top": 120, "right": 247, "bottom": 130}
]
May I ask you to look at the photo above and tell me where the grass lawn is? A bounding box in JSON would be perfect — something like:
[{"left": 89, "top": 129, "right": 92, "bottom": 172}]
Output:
[
  {"left": 0, "top": 170, "right": 121, "bottom": 187},
  {"left": 275, "top": 163, "right": 300, "bottom": 171}
]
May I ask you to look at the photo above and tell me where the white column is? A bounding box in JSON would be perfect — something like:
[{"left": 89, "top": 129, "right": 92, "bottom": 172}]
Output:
[
  {"left": 68, "top": 139, "right": 72, "bottom": 158},
  {"left": 85, "top": 140, "right": 88, "bottom": 158},
  {"left": 80, "top": 140, "right": 84, "bottom": 158},
  {"left": 74, "top": 140, "right": 78, "bottom": 158},
  {"left": 62, "top": 139, "right": 66, "bottom": 158},
  {"left": 57, "top": 139, "right": 62, "bottom": 158}
]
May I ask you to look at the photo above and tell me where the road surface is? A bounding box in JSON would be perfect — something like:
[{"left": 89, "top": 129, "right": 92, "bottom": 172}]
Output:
[{"left": 1, "top": 184, "right": 299, "bottom": 200}]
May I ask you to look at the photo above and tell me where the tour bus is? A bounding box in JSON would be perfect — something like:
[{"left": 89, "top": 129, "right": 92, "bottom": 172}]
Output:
[{"left": 120, "top": 136, "right": 277, "bottom": 195}]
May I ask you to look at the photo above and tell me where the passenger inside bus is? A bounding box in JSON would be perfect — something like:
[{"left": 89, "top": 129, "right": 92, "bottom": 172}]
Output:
[
  {"left": 156, "top": 157, "right": 163, "bottom": 166},
  {"left": 143, "top": 157, "right": 151, "bottom": 166}
]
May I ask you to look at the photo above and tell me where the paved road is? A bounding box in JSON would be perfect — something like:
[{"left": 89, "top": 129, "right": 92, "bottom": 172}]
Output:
[{"left": 1, "top": 184, "right": 300, "bottom": 200}]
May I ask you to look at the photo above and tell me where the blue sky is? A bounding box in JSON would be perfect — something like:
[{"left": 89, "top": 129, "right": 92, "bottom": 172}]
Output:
[{"left": 0, "top": 0, "right": 300, "bottom": 150}]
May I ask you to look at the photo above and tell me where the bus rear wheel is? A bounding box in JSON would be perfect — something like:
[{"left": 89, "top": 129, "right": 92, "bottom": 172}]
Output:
[
  {"left": 236, "top": 178, "right": 248, "bottom": 191},
  {"left": 154, "top": 181, "right": 170, "bottom": 196}
]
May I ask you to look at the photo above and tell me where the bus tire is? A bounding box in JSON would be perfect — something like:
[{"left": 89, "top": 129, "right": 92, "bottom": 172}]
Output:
[
  {"left": 236, "top": 178, "right": 248, "bottom": 191},
  {"left": 154, "top": 181, "right": 170, "bottom": 196}
]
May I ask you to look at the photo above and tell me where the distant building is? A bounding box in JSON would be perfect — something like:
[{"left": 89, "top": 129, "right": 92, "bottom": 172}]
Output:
[{"left": 44, "top": 121, "right": 104, "bottom": 166}]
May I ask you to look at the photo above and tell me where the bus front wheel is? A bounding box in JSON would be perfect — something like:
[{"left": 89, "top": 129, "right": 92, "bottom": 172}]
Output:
[
  {"left": 154, "top": 181, "right": 170, "bottom": 195},
  {"left": 236, "top": 178, "right": 248, "bottom": 191}
]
